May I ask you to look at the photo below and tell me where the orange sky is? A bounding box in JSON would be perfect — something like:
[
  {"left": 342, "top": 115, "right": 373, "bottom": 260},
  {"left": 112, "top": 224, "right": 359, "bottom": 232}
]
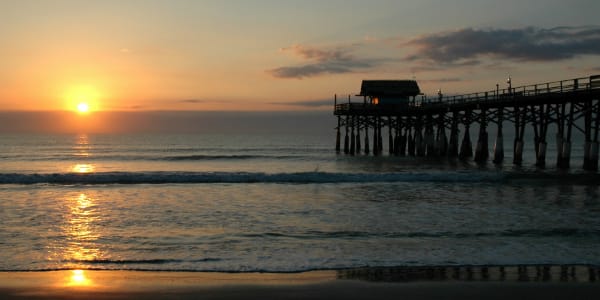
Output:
[{"left": 1, "top": 1, "right": 600, "bottom": 113}]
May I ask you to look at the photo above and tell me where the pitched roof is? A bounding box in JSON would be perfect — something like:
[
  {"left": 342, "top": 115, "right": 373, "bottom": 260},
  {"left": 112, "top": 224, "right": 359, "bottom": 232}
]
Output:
[{"left": 358, "top": 80, "right": 421, "bottom": 97}]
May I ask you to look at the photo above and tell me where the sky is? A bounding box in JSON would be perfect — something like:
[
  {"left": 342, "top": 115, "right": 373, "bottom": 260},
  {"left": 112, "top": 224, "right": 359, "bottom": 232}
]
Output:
[{"left": 1, "top": 0, "right": 600, "bottom": 116}]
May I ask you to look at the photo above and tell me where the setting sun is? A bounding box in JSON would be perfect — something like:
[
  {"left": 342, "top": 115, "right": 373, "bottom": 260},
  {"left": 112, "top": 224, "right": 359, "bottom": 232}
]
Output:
[
  {"left": 77, "top": 103, "right": 90, "bottom": 113},
  {"left": 65, "top": 85, "right": 101, "bottom": 113}
]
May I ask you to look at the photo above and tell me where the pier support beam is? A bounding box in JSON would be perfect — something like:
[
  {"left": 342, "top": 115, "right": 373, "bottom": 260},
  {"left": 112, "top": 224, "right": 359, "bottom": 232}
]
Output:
[
  {"left": 536, "top": 104, "right": 549, "bottom": 167},
  {"left": 425, "top": 115, "right": 436, "bottom": 157},
  {"left": 436, "top": 114, "right": 448, "bottom": 156},
  {"left": 388, "top": 117, "right": 394, "bottom": 155},
  {"left": 350, "top": 117, "right": 355, "bottom": 155},
  {"left": 416, "top": 126, "right": 425, "bottom": 157},
  {"left": 364, "top": 125, "right": 370, "bottom": 155},
  {"left": 474, "top": 108, "right": 489, "bottom": 163},
  {"left": 343, "top": 116, "right": 349, "bottom": 154},
  {"left": 559, "top": 103, "right": 574, "bottom": 169},
  {"left": 408, "top": 128, "right": 415, "bottom": 156},
  {"left": 394, "top": 119, "right": 402, "bottom": 156},
  {"left": 583, "top": 100, "right": 596, "bottom": 170},
  {"left": 459, "top": 111, "right": 473, "bottom": 159},
  {"left": 372, "top": 118, "right": 379, "bottom": 156},
  {"left": 448, "top": 111, "right": 459, "bottom": 157},
  {"left": 493, "top": 108, "right": 504, "bottom": 164},
  {"left": 590, "top": 99, "right": 600, "bottom": 171},
  {"left": 335, "top": 116, "right": 341, "bottom": 153},
  {"left": 400, "top": 127, "right": 407, "bottom": 156},
  {"left": 556, "top": 103, "right": 565, "bottom": 168},
  {"left": 513, "top": 106, "right": 525, "bottom": 165}
]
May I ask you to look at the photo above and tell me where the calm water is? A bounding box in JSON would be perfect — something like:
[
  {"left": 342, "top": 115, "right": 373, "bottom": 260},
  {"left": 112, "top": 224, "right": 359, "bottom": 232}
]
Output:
[{"left": 0, "top": 132, "right": 599, "bottom": 272}]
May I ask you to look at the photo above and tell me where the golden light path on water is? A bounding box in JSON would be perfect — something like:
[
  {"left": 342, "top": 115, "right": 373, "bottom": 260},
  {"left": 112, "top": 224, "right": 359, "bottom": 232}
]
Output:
[
  {"left": 71, "top": 134, "right": 96, "bottom": 173},
  {"left": 65, "top": 269, "right": 93, "bottom": 287},
  {"left": 62, "top": 134, "right": 100, "bottom": 287}
]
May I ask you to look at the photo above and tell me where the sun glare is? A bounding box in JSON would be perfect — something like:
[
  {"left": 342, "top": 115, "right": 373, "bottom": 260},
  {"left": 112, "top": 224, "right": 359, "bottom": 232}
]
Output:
[
  {"left": 66, "top": 269, "right": 92, "bottom": 287},
  {"left": 65, "top": 85, "right": 101, "bottom": 113},
  {"left": 77, "top": 102, "right": 90, "bottom": 113}
]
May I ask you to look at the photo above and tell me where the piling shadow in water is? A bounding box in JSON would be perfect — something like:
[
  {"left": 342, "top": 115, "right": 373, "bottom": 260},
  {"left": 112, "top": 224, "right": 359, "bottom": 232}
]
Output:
[{"left": 337, "top": 265, "right": 600, "bottom": 283}]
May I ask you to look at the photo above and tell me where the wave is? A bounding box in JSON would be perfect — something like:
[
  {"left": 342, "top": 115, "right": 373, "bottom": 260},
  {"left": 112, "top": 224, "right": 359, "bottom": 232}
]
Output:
[
  {"left": 162, "top": 154, "right": 299, "bottom": 161},
  {"left": 0, "top": 171, "right": 597, "bottom": 185},
  {"left": 236, "top": 228, "right": 600, "bottom": 240},
  {"left": 8, "top": 153, "right": 306, "bottom": 161},
  {"left": 0, "top": 171, "right": 505, "bottom": 185},
  {"left": 62, "top": 258, "right": 222, "bottom": 265}
]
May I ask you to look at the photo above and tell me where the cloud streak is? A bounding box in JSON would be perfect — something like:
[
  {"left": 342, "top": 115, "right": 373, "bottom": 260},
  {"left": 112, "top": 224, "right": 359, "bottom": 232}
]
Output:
[
  {"left": 269, "top": 99, "right": 333, "bottom": 108},
  {"left": 267, "top": 44, "right": 380, "bottom": 79},
  {"left": 405, "top": 26, "right": 600, "bottom": 65}
]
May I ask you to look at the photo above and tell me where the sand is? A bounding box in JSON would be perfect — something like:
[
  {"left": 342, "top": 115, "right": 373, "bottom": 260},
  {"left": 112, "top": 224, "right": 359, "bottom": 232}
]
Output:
[{"left": 1, "top": 266, "right": 599, "bottom": 299}]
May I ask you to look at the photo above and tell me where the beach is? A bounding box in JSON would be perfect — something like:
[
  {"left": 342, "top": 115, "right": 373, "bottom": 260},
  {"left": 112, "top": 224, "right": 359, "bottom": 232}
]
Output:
[{"left": 1, "top": 266, "right": 599, "bottom": 299}]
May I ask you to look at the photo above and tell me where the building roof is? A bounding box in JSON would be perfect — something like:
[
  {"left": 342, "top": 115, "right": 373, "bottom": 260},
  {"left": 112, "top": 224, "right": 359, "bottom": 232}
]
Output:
[{"left": 358, "top": 80, "right": 421, "bottom": 97}]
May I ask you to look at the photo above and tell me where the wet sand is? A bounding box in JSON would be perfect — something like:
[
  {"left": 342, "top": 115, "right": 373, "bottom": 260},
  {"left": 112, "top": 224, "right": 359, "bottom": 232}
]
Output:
[{"left": 1, "top": 266, "right": 599, "bottom": 299}]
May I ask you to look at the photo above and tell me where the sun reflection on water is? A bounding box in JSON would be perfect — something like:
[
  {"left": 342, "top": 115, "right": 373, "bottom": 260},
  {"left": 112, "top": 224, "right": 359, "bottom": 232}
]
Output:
[
  {"left": 65, "top": 193, "right": 102, "bottom": 262},
  {"left": 72, "top": 163, "right": 95, "bottom": 173},
  {"left": 66, "top": 269, "right": 93, "bottom": 287},
  {"left": 47, "top": 192, "right": 105, "bottom": 271},
  {"left": 71, "top": 134, "right": 96, "bottom": 173},
  {"left": 73, "top": 134, "right": 91, "bottom": 157}
]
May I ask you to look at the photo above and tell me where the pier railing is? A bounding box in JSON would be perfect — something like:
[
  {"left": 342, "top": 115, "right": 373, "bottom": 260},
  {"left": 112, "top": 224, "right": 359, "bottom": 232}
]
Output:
[
  {"left": 335, "top": 75, "right": 600, "bottom": 114},
  {"left": 418, "top": 75, "right": 600, "bottom": 107}
]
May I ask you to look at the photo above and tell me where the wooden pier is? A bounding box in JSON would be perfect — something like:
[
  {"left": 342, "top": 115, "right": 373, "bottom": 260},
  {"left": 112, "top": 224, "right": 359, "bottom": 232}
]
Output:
[{"left": 334, "top": 75, "right": 600, "bottom": 171}]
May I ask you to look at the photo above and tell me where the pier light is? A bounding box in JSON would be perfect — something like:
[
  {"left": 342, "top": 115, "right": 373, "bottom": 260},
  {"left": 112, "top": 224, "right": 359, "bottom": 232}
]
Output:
[{"left": 507, "top": 75, "right": 512, "bottom": 93}]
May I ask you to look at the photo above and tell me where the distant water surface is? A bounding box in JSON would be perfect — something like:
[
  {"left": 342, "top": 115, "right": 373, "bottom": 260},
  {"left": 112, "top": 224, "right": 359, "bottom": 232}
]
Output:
[{"left": 0, "top": 133, "right": 598, "bottom": 272}]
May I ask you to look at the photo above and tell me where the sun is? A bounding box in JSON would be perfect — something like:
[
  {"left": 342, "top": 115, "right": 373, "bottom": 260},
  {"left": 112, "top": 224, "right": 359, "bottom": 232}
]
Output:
[
  {"left": 65, "top": 85, "right": 101, "bottom": 113},
  {"left": 77, "top": 102, "right": 90, "bottom": 113}
]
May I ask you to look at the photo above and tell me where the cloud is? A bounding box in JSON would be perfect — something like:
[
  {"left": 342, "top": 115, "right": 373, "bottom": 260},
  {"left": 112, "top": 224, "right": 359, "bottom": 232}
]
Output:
[
  {"left": 405, "top": 26, "right": 600, "bottom": 65},
  {"left": 267, "top": 44, "right": 381, "bottom": 79},
  {"left": 177, "top": 99, "right": 232, "bottom": 104},
  {"left": 269, "top": 99, "right": 333, "bottom": 107},
  {"left": 419, "top": 78, "right": 462, "bottom": 84}
]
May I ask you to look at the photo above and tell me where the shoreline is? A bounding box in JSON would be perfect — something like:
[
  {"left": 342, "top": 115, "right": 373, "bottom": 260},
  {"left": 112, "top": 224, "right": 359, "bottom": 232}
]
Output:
[{"left": 1, "top": 265, "right": 599, "bottom": 299}]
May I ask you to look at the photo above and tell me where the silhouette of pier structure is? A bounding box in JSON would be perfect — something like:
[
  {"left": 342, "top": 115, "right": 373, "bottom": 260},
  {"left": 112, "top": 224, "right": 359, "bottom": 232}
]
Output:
[{"left": 334, "top": 75, "right": 600, "bottom": 171}]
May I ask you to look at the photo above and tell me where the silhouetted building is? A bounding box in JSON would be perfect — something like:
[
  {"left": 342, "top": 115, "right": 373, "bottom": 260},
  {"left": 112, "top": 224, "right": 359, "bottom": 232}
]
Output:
[{"left": 358, "top": 80, "right": 421, "bottom": 105}]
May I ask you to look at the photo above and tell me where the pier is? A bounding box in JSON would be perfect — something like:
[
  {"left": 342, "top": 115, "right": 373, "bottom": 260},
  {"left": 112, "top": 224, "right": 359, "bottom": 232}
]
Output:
[{"left": 334, "top": 75, "right": 600, "bottom": 171}]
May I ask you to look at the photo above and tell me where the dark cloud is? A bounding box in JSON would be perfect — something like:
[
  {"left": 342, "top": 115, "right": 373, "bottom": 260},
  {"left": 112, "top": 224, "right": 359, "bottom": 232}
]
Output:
[
  {"left": 419, "top": 78, "right": 462, "bottom": 83},
  {"left": 406, "top": 26, "right": 600, "bottom": 64},
  {"left": 267, "top": 44, "right": 380, "bottom": 79},
  {"left": 269, "top": 99, "right": 333, "bottom": 107}
]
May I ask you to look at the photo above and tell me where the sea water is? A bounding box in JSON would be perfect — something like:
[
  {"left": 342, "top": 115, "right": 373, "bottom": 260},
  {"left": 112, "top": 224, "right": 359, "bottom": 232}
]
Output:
[{"left": 0, "top": 132, "right": 599, "bottom": 272}]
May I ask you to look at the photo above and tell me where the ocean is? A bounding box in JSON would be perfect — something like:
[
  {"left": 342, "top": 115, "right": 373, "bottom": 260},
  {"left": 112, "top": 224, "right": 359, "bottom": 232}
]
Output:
[{"left": 1, "top": 130, "right": 599, "bottom": 272}]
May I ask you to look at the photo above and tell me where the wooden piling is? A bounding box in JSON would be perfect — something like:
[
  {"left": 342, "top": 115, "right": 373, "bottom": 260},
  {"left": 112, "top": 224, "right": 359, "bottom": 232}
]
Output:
[
  {"left": 459, "top": 111, "right": 473, "bottom": 159},
  {"left": 344, "top": 117, "right": 349, "bottom": 154},
  {"left": 448, "top": 111, "right": 459, "bottom": 157},
  {"left": 350, "top": 116, "right": 355, "bottom": 155},
  {"left": 513, "top": 106, "right": 524, "bottom": 165},
  {"left": 335, "top": 116, "right": 341, "bottom": 153},
  {"left": 536, "top": 104, "right": 549, "bottom": 167},
  {"left": 356, "top": 122, "right": 362, "bottom": 154},
  {"left": 364, "top": 125, "right": 370, "bottom": 155},
  {"left": 372, "top": 118, "right": 379, "bottom": 156},
  {"left": 474, "top": 108, "right": 488, "bottom": 163},
  {"left": 388, "top": 117, "right": 394, "bottom": 155},
  {"left": 493, "top": 108, "right": 504, "bottom": 164}
]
